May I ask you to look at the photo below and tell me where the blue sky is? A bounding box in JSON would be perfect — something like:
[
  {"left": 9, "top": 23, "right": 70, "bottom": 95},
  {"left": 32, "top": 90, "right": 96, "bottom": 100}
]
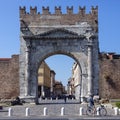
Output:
[{"left": 0, "top": 0, "right": 120, "bottom": 86}]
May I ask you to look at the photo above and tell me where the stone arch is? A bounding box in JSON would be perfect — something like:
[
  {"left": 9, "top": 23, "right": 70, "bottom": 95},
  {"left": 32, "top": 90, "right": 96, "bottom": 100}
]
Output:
[
  {"left": 27, "top": 46, "right": 88, "bottom": 102},
  {"left": 19, "top": 6, "right": 99, "bottom": 103},
  {"left": 37, "top": 51, "right": 84, "bottom": 100}
]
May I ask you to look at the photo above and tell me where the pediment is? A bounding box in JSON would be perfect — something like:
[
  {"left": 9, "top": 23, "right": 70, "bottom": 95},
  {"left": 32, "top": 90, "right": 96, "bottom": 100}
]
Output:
[
  {"left": 36, "top": 28, "right": 79, "bottom": 38},
  {"left": 23, "top": 28, "right": 85, "bottom": 39}
]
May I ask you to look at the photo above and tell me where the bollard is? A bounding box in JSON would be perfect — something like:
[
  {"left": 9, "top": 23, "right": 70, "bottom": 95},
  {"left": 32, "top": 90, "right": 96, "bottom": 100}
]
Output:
[
  {"left": 97, "top": 107, "right": 100, "bottom": 116},
  {"left": 8, "top": 108, "right": 13, "bottom": 117},
  {"left": 119, "top": 109, "right": 120, "bottom": 115},
  {"left": 61, "top": 107, "right": 65, "bottom": 116},
  {"left": 114, "top": 107, "right": 119, "bottom": 115},
  {"left": 43, "top": 107, "right": 47, "bottom": 116},
  {"left": 79, "top": 107, "right": 83, "bottom": 116},
  {"left": 25, "top": 107, "right": 30, "bottom": 117}
]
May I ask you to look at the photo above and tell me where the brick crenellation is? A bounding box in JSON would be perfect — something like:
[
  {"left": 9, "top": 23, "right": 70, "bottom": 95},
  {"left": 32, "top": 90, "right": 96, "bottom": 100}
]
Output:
[
  {"left": 19, "top": 6, "right": 98, "bottom": 15},
  {"left": 20, "top": 6, "right": 98, "bottom": 33}
]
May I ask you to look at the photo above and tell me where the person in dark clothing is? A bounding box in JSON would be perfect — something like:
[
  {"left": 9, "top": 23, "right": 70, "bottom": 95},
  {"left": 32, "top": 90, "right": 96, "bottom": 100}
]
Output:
[
  {"left": 11, "top": 96, "right": 23, "bottom": 106},
  {"left": 64, "top": 95, "right": 67, "bottom": 103},
  {"left": 88, "top": 95, "right": 94, "bottom": 108}
]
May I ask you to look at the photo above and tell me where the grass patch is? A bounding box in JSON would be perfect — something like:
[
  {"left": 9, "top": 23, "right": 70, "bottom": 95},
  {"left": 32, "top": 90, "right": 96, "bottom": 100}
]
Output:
[{"left": 115, "top": 102, "right": 120, "bottom": 108}]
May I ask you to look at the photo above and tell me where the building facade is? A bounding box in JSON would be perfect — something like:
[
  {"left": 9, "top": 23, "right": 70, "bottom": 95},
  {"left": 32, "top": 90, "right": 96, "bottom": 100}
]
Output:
[
  {"left": 50, "top": 70, "right": 56, "bottom": 97},
  {"left": 38, "top": 61, "right": 51, "bottom": 98},
  {"left": 72, "top": 62, "right": 81, "bottom": 99},
  {"left": 54, "top": 81, "right": 66, "bottom": 97},
  {"left": 67, "top": 77, "right": 74, "bottom": 95}
]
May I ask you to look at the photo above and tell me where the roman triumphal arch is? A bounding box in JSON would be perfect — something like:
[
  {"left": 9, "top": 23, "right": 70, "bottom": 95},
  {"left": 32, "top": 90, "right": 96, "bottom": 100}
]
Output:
[{"left": 19, "top": 6, "right": 99, "bottom": 103}]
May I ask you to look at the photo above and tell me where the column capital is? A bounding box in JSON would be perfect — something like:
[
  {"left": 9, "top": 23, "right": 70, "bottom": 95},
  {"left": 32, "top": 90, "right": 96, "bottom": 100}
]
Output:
[
  {"left": 86, "top": 41, "right": 93, "bottom": 47},
  {"left": 85, "top": 32, "right": 94, "bottom": 40}
]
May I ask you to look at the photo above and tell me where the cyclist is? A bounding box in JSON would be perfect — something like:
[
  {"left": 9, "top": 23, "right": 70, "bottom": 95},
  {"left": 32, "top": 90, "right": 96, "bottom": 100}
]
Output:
[{"left": 87, "top": 94, "right": 94, "bottom": 108}]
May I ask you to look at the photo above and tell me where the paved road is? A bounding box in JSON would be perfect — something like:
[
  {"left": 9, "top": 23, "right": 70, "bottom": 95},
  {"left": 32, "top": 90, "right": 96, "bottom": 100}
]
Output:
[
  {"left": 0, "top": 116, "right": 120, "bottom": 120},
  {"left": 0, "top": 99, "right": 119, "bottom": 120}
]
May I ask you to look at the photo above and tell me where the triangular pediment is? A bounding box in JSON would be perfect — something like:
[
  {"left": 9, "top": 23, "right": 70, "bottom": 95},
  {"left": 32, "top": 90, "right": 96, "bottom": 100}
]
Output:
[
  {"left": 23, "top": 28, "right": 85, "bottom": 39},
  {"left": 37, "top": 28, "right": 78, "bottom": 37}
]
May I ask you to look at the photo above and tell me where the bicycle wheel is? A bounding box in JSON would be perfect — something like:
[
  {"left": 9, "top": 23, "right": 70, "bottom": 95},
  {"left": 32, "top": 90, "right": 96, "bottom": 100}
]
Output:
[
  {"left": 86, "top": 107, "right": 94, "bottom": 116},
  {"left": 99, "top": 107, "right": 107, "bottom": 116}
]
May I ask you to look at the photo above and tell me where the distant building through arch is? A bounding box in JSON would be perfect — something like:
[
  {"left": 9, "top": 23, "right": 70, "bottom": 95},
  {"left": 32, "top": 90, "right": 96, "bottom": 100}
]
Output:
[{"left": 19, "top": 6, "right": 99, "bottom": 103}]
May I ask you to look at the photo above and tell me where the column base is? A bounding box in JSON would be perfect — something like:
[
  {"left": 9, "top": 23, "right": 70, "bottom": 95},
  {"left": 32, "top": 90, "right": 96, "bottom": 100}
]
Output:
[
  {"left": 19, "top": 95, "right": 38, "bottom": 104},
  {"left": 80, "top": 96, "right": 89, "bottom": 103}
]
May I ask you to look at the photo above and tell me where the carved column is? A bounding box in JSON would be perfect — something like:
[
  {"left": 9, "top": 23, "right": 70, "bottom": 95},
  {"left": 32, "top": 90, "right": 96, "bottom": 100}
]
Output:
[
  {"left": 87, "top": 34, "right": 93, "bottom": 96},
  {"left": 25, "top": 41, "right": 31, "bottom": 96},
  {"left": 87, "top": 44, "right": 93, "bottom": 96}
]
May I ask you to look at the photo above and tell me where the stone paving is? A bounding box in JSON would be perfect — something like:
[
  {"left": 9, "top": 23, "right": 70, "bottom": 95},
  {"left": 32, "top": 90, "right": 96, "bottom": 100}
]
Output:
[{"left": 0, "top": 99, "right": 119, "bottom": 119}]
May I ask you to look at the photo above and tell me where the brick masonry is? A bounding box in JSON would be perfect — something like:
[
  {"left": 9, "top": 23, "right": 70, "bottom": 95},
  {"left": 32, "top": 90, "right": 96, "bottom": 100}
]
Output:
[
  {"left": 99, "top": 53, "right": 120, "bottom": 99},
  {"left": 0, "top": 55, "right": 19, "bottom": 99}
]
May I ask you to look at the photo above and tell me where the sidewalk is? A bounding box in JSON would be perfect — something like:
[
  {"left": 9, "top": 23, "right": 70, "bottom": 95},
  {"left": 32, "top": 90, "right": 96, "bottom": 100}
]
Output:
[
  {"left": 0, "top": 115, "right": 120, "bottom": 120},
  {"left": 0, "top": 101, "right": 119, "bottom": 120}
]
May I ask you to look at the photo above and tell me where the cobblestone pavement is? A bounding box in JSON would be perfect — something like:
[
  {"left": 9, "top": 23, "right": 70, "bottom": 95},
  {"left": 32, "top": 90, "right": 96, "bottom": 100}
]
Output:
[{"left": 0, "top": 99, "right": 119, "bottom": 120}]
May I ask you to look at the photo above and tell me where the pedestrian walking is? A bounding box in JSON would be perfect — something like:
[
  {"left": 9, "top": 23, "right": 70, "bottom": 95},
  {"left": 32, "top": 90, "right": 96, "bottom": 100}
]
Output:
[{"left": 64, "top": 95, "right": 67, "bottom": 103}]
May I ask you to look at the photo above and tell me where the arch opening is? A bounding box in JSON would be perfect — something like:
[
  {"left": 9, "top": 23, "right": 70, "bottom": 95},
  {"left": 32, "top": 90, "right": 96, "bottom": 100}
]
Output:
[{"left": 37, "top": 53, "right": 82, "bottom": 101}]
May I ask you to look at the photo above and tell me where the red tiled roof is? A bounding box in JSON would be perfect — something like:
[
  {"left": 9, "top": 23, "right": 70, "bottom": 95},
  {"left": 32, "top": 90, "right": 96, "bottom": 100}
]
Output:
[{"left": 0, "top": 58, "right": 11, "bottom": 61}]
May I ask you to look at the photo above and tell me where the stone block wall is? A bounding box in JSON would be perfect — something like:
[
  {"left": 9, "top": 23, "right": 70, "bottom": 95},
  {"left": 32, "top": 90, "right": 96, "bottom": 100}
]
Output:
[{"left": 0, "top": 55, "right": 19, "bottom": 99}]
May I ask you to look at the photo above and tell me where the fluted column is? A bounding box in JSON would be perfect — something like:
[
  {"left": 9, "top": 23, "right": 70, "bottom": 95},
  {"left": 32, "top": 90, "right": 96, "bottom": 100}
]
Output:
[
  {"left": 87, "top": 43, "right": 93, "bottom": 96},
  {"left": 86, "top": 33, "right": 93, "bottom": 96},
  {"left": 25, "top": 43, "right": 31, "bottom": 96}
]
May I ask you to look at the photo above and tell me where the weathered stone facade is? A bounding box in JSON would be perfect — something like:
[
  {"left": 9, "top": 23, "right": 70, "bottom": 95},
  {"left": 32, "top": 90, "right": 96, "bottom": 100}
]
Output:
[
  {"left": 19, "top": 6, "right": 99, "bottom": 103},
  {"left": 0, "top": 55, "right": 19, "bottom": 99}
]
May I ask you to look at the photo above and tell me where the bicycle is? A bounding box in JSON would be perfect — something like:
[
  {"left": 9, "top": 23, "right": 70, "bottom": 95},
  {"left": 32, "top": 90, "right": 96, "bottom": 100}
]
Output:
[{"left": 86, "top": 104, "right": 107, "bottom": 116}]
